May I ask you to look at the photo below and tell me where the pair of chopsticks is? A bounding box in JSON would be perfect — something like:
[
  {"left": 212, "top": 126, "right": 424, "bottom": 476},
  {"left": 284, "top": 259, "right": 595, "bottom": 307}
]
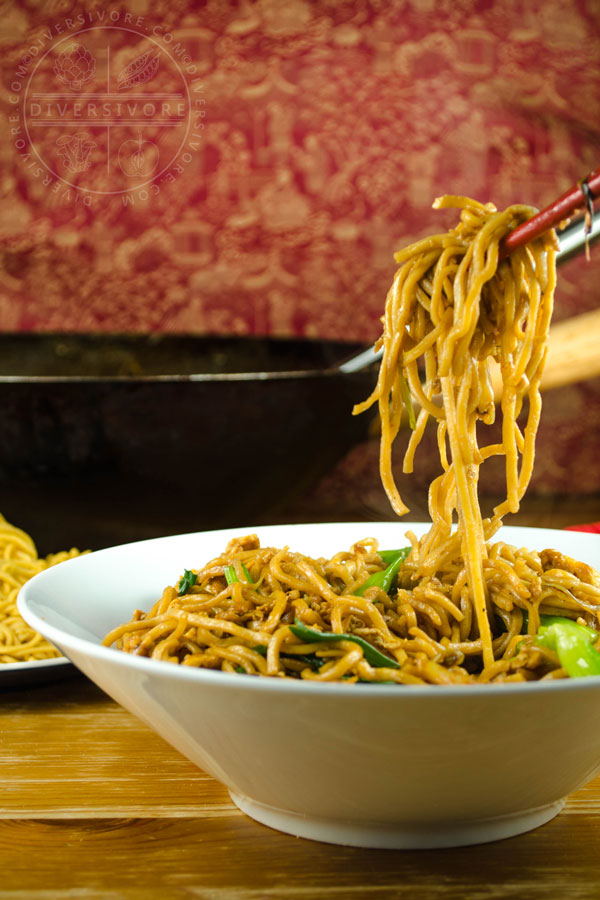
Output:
[
  {"left": 485, "top": 166, "right": 600, "bottom": 399},
  {"left": 339, "top": 166, "right": 599, "bottom": 378},
  {"left": 499, "top": 165, "right": 600, "bottom": 259}
]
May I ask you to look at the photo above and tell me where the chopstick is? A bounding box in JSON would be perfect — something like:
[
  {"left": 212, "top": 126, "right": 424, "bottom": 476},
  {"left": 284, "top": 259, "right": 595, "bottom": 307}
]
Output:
[{"left": 498, "top": 166, "right": 600, "bottom": 259}]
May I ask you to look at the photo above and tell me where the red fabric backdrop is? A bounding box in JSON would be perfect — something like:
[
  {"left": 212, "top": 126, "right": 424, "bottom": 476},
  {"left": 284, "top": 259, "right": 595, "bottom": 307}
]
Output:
[
  {"left": 1, "top": 0, "right": 598, "bottom": 337},
  {"left": 0, "top": 0, "right": 599, "bottom": 495}
]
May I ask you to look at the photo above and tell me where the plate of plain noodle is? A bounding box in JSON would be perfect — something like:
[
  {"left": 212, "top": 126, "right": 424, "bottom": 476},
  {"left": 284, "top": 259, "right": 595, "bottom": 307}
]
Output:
[
  {"left": 94, "top": 195, "right": 600, "bottom": 685},
  {"left": 0, "top": 514, "right": 86, "bottom": 686}
]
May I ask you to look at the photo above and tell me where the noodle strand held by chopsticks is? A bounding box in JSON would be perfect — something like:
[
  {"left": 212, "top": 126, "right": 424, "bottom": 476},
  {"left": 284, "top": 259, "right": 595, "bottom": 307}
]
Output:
[{"left": 353, "top": 197, "right": 557, "bottom": 671}]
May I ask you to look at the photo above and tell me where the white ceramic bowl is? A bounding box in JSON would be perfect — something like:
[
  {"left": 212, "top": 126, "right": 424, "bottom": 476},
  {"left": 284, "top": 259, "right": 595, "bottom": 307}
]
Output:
[{"left": 18, "top": 521, "right": 600, "bottom": 849}]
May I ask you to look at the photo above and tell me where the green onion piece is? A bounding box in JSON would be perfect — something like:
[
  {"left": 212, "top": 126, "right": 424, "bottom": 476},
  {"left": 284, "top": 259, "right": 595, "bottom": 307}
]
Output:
[
  {"left": 224, "top": 562, "right": 253, "bottom": 585},
  {"left": 283, "top": 652, "right": 323, "bottom": 672},
  {"left": 177, "top": 569, "right": 197, "bottom": 595},
  {"left": 289, "top": 620, "right": 401, "bottom": 670},
  {"left": 398, "top": 370, "right": 416, "bottom": 430},
  {"left": 354, "top": 547, "right": 411, "bottom": 597},
  {"left": 535, "top": 615, "right": 600, "bottom": 678}
]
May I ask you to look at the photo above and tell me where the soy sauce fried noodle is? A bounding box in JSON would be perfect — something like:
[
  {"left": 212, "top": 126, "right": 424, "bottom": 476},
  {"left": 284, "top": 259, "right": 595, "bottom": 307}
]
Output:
[{"left": 105, "top": 197, "right": 600, "bottom": 684}]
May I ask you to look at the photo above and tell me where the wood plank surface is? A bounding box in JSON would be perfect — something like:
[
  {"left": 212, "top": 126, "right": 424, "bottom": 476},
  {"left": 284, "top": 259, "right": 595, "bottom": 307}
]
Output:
[
  {"left": 2, "top": 674, "right": 600, "bottom": 899},
  {"left": 1, "top": 676, "right": 232, "bottom": 818},
  {"left": 3, "top": 485, "right": 600, "bottom": 899}
]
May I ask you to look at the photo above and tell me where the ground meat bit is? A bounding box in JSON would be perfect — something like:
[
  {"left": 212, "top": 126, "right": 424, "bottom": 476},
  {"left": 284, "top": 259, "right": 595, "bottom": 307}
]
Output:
[
  {"left": 540, "top": 549, "right": 598, "bottom": 586},
  {"left": 224, "top": 534, "right": 260, "bottom": 554}
]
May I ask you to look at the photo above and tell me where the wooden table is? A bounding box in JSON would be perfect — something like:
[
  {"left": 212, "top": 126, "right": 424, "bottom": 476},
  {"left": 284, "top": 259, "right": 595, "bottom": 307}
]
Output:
[
  {"left": 3, "top": 487, "right": 600, "bottom": 898},
  {"left": 2, "top": 671, "right": 600, "bottom": 899}
]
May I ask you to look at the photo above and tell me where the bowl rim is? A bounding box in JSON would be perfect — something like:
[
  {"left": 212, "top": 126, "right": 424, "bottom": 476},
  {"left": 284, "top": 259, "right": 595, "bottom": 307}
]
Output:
[{"left": 17, "top": 521, "right": 600, "bottom": 700}]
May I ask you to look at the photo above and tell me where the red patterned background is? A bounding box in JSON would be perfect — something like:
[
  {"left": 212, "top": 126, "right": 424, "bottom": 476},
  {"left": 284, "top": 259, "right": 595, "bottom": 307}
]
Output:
[{"left": 0, "top": 0, "right": 599, "bottom": 496}]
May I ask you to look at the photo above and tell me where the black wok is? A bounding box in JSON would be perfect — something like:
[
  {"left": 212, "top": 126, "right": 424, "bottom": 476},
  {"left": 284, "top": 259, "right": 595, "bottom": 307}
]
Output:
[{"left": 0, "top": 334, "right": 377, "bottom": 552}]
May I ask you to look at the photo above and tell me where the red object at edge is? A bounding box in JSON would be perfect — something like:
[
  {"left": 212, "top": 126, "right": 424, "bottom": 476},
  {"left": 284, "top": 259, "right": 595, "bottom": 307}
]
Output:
[{"left": 565, "top": 523, "right": 600, "bottom": 533}]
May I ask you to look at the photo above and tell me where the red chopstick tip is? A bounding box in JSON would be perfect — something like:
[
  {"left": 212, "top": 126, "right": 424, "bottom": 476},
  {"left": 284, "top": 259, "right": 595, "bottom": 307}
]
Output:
[{"left": 499, "top": 166, "right": 600, "bottom": 260}]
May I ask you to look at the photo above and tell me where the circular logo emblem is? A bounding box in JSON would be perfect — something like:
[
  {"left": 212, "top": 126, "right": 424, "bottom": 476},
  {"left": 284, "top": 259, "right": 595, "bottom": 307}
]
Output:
[{"left": 22, "top": 26, "right": 196, "bottom": 196}]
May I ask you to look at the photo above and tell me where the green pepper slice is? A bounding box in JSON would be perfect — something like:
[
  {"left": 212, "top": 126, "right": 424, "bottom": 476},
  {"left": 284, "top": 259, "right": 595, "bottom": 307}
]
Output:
[
  {"left": 535, "top": 615, "right": 600, "bottom": 678},
  {"left": 354, "top": 547, "right": 411, "bottom": 596},
  {"left": 289, "top": 620, "right": 401, "bottom": 669}
]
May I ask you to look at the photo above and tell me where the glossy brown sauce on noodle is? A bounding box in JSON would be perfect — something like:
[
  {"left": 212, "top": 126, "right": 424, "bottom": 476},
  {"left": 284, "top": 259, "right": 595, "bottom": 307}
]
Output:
[{"left": 105, "top": 197, "right": 600, "bottom": 683}]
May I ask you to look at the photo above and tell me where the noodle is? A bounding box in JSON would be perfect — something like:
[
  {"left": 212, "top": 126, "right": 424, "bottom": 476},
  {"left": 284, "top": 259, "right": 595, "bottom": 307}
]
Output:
[
  {"left": 353, "top": 196, "right": 556, "bottom": 668},
  {"left": 105, "top": 197, "right": 600, "bottom": 684},
  {"left": 0, "top": 514, "right": 85, "bottom": 663}
]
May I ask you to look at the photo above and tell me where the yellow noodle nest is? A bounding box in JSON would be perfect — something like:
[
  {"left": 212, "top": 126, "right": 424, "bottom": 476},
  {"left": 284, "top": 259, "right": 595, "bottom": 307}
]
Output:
[{"left": 0, "top": 515, "right": 85, "bottom": 664}]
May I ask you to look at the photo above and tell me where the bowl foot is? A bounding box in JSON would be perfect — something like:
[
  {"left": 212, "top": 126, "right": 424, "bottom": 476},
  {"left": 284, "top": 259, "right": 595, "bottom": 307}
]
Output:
[{"left": 229, "top": 792, "right": 565, "bottom": 848}]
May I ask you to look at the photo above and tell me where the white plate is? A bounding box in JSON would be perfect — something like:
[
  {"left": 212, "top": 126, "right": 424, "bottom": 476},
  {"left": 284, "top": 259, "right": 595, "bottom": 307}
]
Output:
[{"left": 1, "top": 655, "right": 74, "bottom": 688}]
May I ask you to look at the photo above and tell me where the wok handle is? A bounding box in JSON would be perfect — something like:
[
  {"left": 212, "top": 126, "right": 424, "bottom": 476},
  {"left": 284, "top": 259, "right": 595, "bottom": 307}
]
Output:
[{"left": 490, "top": 308, "right": 600, "bottom": 401}]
